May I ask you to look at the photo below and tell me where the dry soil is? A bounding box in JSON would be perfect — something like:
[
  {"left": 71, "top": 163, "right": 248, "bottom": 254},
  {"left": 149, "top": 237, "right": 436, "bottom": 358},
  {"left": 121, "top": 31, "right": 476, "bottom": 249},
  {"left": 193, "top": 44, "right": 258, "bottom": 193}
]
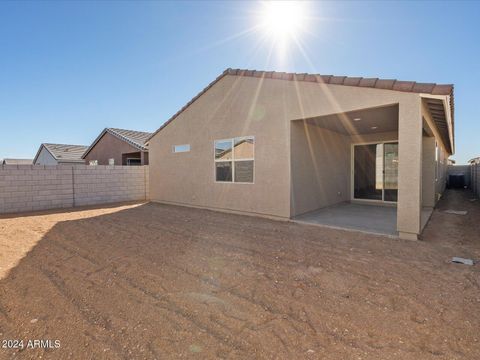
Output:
[{"left": 0, "top": 190, "right": 479, "bottom": 359}]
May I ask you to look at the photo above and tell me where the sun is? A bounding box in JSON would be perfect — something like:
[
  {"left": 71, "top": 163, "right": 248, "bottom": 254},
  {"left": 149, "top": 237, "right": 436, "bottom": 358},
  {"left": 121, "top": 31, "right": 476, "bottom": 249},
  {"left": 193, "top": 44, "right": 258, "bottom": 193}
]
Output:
[{"left": 259, "top": 1, "right": 308, "bottom": 41}]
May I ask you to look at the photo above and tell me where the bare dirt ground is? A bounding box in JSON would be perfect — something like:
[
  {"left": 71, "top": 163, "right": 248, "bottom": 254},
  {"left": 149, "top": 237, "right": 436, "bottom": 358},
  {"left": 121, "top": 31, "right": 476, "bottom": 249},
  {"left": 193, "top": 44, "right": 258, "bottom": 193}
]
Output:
[{"left": 0, "top": 190, "right": 479, "bottom": 359}]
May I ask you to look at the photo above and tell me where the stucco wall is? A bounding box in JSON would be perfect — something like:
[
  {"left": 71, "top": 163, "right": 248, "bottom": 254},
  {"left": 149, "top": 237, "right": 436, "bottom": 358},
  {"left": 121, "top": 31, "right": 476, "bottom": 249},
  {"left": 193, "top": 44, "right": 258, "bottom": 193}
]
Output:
[
  {"left": 421, "top": 100, "right": 450, "bottom": 202},
  {"left": 149, "top": 74, "right": 440, "bottom": 222},
  {"left": 35, "top": 147, "right": 58, "bottom": 165},
  {"left": 0, "top": 165, "right": 148, "bottom": 214},
  {"left": 436, "top": 146, "right": 448, "bottom": 195},
  {"left": 84, "top": 132, "right": 148, "bottom": 166},
  {"left": 149, "top": 75, "right": 292, "bottom": 218},
  {"left": 290, "top": 127, "right": 401, "bottom": 216},
  {"left": 290, "top": 122, "right": 350, "bottom": 216}
]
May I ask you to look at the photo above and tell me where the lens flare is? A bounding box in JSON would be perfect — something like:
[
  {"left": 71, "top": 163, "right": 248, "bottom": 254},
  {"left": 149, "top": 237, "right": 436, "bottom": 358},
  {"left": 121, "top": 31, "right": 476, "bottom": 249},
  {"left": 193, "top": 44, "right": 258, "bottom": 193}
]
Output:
[{"left": 260, "top": 1, "right": 309, "bottom": 41}]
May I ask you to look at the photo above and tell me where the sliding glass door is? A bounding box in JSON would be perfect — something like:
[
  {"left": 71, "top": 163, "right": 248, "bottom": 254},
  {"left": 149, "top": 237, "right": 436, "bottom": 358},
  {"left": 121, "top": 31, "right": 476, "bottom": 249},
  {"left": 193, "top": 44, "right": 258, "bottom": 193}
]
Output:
[{"left": 353, "top": 142, "right": 398, "bottom": 202}]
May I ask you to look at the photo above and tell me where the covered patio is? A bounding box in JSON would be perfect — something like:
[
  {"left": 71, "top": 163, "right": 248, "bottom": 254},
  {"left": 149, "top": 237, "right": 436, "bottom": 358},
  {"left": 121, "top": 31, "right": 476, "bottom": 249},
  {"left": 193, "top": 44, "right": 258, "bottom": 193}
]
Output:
[
  {"left": 290, "top": 94, "right": 451, "bottom": 239},
  {"left": 293, "top": 202, "right": 433, "bottom": 237}
]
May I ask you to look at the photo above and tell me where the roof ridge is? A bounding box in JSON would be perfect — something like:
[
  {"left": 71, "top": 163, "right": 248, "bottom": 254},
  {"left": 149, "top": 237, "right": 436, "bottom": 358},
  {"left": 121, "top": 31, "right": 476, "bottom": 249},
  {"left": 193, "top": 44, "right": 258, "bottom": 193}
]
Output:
[
  {"left": 43, "top": 143, "right": 88, "bottom": 147},
  {"left": 107, "top": 127, "right": 153, "bottom": 134},
  {"left": 227, "top": 68, "right": 453, "bottom": 92}
]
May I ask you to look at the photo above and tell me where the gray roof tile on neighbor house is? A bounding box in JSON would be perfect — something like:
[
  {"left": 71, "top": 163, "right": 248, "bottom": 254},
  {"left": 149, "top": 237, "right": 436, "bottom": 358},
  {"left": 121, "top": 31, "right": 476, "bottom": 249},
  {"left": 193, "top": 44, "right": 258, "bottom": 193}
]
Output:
[
  {"left": 43, "top": 144, "right": 88, "bottom": 162},
  {"left": 2, "top": 159, "right": 33, "bottom": 165},
  {"left": 107, "top": 128, "right": 152, "bottom": 150},
  {"left": 82, "top": 127, "right": 153, "bottom": 159},
  {"left": 147, "top": 68, "right": 454, "bottom": 142}
]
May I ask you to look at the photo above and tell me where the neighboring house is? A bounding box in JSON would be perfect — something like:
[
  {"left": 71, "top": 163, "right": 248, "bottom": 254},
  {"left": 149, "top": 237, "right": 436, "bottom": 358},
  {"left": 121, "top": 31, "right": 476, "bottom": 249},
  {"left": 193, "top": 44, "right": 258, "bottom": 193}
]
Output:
[
  {"left": 1, "top": 159, "right": 33, "bottom": 165},
  {"left": 33, "top": 143, "right": 88, "bottom": 166},
  {"left": 82, "top": 128, "right": 152, "bottom": 166},
  {"left": 147, "top": 68, "right": 454, "bottom": 240}
]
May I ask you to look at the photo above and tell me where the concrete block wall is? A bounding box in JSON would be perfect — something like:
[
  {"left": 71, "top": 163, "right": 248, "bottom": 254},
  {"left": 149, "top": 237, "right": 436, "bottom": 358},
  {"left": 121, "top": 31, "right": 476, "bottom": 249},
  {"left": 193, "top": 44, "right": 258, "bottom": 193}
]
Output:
[
  {"left": 472, "top": 162, "right": 480, "bottom": 198},
  {"left": 0, "top": 165, "right": 149, "bottom": 214}
]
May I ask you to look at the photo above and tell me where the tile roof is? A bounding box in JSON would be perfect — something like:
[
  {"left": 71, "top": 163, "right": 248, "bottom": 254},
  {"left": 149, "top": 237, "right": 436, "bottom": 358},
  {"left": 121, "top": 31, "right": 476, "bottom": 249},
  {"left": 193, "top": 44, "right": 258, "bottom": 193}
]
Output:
[
  {"left": 147, "top": 68, "right": 454, "bottom": 142},
  {"left": 1, "top": 158, "right": 33, "bottom": 165},
  {"left": 107, "top": 128, "right": 152, "bottom": 150},
  {"left": 82, "top": 128, "right": 153, "bottom": 159},
  {"left": 42, "top": 143, "right": 88, "bottom": 162}
]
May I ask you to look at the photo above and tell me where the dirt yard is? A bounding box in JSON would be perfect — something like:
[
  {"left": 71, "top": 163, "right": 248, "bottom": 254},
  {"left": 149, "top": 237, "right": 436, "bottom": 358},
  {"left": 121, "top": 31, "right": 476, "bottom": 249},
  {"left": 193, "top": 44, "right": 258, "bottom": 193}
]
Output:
[{"left": 0, "top": 190, "right": 479, "bottom": 359}]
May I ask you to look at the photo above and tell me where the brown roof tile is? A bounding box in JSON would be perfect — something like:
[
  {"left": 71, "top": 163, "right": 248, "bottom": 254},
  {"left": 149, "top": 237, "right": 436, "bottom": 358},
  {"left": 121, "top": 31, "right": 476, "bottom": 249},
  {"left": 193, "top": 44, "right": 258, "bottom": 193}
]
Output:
[
  {"left": 374, "top": 79, "right": 395, "bottom": 90},
  {"left": 432, "top": 84, "right": 453, "bottom": 95},
  {"left": 295, "top": 73, "right": 307, "bottom": 81},
  {"left": 412, "top": 83, "right": 436, "bottom": 93},
  {"left": 320, "top": 75, "right": 332, "bottom": 83},
  {"left": 392, "top": 80, "right": 416, "bottom": 92},
  {"left": 329, "top": 76, "right": 347, "bottom": 85},
  {"left": 304, "top": 74, "right": 317, "bottom": 82},
  {"left": 343, "top": 77, "right": 362, "bottom": 86},
  {"left": 358, "top": 78, "right": 378, "bottom": 87}
]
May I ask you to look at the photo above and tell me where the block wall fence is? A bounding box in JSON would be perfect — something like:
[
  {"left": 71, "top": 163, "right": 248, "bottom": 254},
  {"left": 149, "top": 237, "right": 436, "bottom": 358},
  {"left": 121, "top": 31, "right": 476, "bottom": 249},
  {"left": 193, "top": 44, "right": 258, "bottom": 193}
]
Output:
[
  {"left": 0, "top": 165, "right": 149, "bottom": 214},
  {"left": 472, "top": 162, "right": 480, "bottom": 199}
]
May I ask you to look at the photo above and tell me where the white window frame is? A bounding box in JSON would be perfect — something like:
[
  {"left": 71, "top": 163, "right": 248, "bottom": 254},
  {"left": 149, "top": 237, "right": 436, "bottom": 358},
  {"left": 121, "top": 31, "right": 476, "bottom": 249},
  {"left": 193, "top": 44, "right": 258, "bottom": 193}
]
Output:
[
  {"left": 173, "top": 144, "right": 191, "bottom": 153},
  {"left": 214, "top": 136, "right": 255, "bottom": 184}
]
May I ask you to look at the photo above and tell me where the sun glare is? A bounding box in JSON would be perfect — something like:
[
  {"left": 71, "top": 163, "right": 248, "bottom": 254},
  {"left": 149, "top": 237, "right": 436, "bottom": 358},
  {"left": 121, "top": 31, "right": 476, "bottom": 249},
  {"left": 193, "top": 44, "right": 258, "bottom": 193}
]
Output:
[{"left": 260, "top": 1, "right": 308, "bottom": 41}]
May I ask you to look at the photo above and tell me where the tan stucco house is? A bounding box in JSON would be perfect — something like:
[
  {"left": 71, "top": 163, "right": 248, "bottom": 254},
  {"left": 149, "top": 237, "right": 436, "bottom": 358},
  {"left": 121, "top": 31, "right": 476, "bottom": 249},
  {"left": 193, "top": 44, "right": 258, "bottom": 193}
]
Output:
[
  {"left": 82, "top": 128, "right": 152, "bottom": 166},
  {"left": 148, "top": 68, "right": 454, "bottom": 240}
]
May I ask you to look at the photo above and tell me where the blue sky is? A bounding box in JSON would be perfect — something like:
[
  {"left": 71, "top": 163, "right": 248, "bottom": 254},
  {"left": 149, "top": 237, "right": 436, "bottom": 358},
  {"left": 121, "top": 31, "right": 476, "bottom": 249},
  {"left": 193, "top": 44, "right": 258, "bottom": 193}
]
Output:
[{"left": 0, "top": 1, "right": 478, "bottom": 164}]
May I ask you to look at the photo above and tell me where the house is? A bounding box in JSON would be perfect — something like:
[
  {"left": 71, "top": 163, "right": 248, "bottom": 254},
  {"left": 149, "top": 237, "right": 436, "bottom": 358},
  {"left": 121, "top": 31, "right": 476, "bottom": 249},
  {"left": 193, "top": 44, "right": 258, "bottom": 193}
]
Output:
[
  {"left": 33, "top": 143, "right": 88, "bottom": 166},
  {"left": 1, "top": 159, "right": 33, "bottom": 165},
  {"left": 82, "top": 128, "right": 152, "bottom": 166},
  {"left": 147, "top": 68, "right": 454, "bottom": 240}
]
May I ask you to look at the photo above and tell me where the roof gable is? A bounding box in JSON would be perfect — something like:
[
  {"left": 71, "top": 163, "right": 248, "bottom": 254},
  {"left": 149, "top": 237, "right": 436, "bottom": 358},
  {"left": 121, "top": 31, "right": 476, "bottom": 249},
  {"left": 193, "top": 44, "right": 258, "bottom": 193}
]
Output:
[
  {"left": 33, "top": 143, "right": 88, "bottom": 164},
  {"left": 82, "top": 128, "right": 153, "bottom": 159}
]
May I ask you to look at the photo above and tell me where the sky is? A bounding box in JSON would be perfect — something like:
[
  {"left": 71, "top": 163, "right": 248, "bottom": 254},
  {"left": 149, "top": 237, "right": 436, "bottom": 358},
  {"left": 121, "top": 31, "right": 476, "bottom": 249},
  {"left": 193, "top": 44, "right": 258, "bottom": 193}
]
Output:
[{"left": 0, "top": 1, "right": 478, "bottom": 164}]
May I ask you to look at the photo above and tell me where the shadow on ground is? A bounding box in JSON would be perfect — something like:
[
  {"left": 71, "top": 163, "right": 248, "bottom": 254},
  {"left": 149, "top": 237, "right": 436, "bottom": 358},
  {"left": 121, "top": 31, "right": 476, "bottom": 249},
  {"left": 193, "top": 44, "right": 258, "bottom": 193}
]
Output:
[{"left": 0, "top": 190, "right": 479, "bottom": 359}]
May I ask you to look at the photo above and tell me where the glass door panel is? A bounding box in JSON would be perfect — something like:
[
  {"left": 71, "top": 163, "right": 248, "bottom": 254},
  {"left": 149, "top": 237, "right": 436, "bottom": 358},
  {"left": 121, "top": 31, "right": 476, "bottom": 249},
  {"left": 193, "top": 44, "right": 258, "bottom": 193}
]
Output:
[
  {"left": 354, "top": 144, "right": 383, "bottom": 200},
  {"left": 383, "top": 143, "right": 398, "bottom": 202},
  {"left": 354, "top": 142, "right": 398, "bottom": 202}
]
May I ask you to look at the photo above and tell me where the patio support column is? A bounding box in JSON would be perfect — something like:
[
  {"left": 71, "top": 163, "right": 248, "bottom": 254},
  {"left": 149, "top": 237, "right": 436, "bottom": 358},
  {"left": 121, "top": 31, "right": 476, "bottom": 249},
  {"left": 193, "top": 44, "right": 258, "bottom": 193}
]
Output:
[
  {"left": 141, "top": 151, "right": 146, "bottom": 165},
  {"left": 397, "top": 97, "right": 422, "bottom": 240},
  {"left": 422, "top": 136, "right": 436, "bottom": 208}
]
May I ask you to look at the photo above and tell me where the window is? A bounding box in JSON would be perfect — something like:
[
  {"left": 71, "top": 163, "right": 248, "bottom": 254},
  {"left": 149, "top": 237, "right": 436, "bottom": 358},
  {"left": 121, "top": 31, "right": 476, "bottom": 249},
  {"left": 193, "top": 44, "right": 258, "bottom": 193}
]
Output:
[
  {"left": 214, "top": 136, "right": 254, "bottom": 183},
  {"left": 127, "top": 158, "right": 141, "bottom": 166},
  {"left": 173, "top": 144, "right": 190, "bottom": 153}
]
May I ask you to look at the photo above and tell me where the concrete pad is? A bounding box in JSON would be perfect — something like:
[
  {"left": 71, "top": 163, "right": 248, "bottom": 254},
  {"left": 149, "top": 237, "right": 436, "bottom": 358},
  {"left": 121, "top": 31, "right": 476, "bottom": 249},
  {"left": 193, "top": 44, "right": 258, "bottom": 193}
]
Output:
[
  {"left": 421, "top": 207, "right": 433, "bottom": 231},
  {"left": 452, "top": 257, "right": 474, "bottom": 266},
  {"left": 294, "top": 203, "right": 398, "bottom": 236},
  {"left": 444, "top": 210, "right": 468, "bottom": 215}
]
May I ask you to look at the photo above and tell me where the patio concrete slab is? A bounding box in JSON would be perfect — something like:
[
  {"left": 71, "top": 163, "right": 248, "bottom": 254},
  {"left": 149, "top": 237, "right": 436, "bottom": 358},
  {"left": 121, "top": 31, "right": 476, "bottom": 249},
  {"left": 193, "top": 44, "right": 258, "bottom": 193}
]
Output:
[
  {"left": 294, "top": 203, "right": 434, "bottom": 237},
  {"left": 294, "top": 203, "right": 398, "bottom": 236}
]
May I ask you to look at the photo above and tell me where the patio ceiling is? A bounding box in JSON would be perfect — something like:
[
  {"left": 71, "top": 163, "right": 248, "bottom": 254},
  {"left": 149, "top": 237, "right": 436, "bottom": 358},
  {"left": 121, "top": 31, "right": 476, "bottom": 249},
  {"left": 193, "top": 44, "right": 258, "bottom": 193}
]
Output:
[{"left": 301, "top": 104, "right": 399, "bottom": 136}]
